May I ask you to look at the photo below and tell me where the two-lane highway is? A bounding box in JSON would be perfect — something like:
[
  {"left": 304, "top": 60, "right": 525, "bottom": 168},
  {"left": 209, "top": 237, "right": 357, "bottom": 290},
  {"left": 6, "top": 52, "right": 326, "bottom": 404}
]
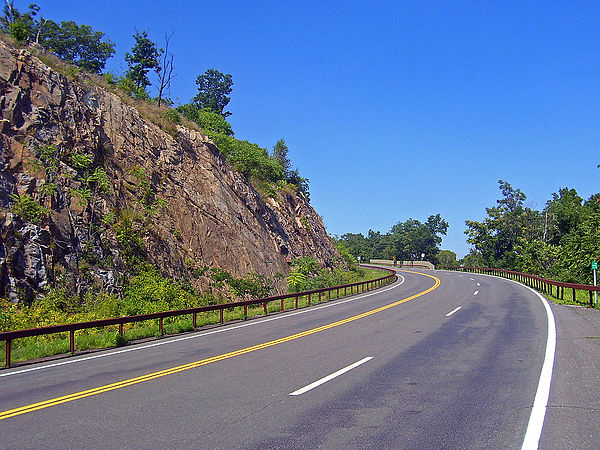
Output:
[{"left": 0, "top": 270, "right": 555, "bottom": 448}]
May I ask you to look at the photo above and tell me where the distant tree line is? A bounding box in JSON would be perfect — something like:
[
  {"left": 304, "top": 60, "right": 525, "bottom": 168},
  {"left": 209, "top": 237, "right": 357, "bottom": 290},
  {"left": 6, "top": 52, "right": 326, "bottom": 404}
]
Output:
[
  {"left": 335, "top": 214, "right": 449, "bottom": 265},
  {"left": 462, "top": 180, "right": 600, "bottom": 284},
  {"left": 1, "top": 2, "right": 310, "bottom": 200}
]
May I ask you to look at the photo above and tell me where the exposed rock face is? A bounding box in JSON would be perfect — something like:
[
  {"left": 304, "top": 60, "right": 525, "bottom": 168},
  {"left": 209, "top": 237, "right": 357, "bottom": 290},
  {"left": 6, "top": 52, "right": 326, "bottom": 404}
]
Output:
[{"left": 0, "top": 40, "right": 339, "bottom": 303}]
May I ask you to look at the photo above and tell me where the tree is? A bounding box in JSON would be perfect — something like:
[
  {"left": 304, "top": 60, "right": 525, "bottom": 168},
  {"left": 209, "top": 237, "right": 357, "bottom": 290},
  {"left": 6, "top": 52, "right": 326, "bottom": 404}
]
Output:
[
  {"left": 1, "top": 0, "right": 15, "bottom": 28},
  {"left": 497, "top": 179, "right": 526, "bottom": 212},
  {"left": 544, "top": 188, "right": 583, "bottom": 245},
  {"left": 460, "top": 250, "right": 486, "bottom": 268},
  {"left": 156, "top": 32, "right": 175, "bottom": 107},
  {"left": 270, "top": 139, "right": 310, "bottom": 199},
  {"left": 463, "top": 181, "right": 588, "bottom": 277},
  {"left": 552, "top": 193, "right": 600, "bottom": 283},
  {"left": 193, "top": 68, "right": 233, "bottom": 117},
  {"left": 557, "top": 212, "right": 600, "bottom": 283},
  {"left": 336, "top": 233, "right": 371, "bottom": 261},
  {"left": 2, "top": 1, "right": 38, "bottom": 42},
  {"left": 438, "top": 250, "right": 459, "bottom": 268},
  {"left": 334, "top": 240, "right": 358, "bottom": 268},
  {"left": 38, "top": 20, "right": 115, "bottom": 73},
  {"left": 272, "top": 139, "right": 291, "bottom": 174},
  {"left": 336, "top": 216, "right": 448, "bottom": 263},
  {"left": 1, "top": 4, "right": 115, "bottom": 72},
  {"left": 465, "top": 180, "right": 535, "bottom": 268},
  {"left": 227, "top": 140, "right": 284, "bottom": 182},
  {"left": 389, "top": 215, "right": 448, "bottom": 263},
  {"left": 425, "top": 214, "right": 449, "bottom": 244},
  {"left": 125, "top": 31, "right": 162, "bottom": 91},
  {"left": 286, "top": 168, "right": 310, "bottom": 199}
]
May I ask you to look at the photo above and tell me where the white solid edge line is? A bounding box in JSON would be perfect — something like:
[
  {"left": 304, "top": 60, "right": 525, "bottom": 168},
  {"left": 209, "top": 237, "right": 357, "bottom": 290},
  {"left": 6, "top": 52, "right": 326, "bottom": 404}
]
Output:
[
  {"left": 1, "top": 275, "right": 406, "bottom": 378},
  {"left": 455, "top": 271, "right": 556, "bottom": 449},
  {"left": 520, "top": 284, "right": 557, "bottom": 450},
  {"left": 445, "top": 306, "right": 462, "bottom": 317},
  {"left": 290, "top": 356, "right": 373, "bottom": 396}
]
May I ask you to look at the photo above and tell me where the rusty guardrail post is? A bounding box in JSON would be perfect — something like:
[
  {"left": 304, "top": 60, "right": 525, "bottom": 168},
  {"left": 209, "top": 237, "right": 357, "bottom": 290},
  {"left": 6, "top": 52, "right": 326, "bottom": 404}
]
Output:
[{"left": 5, "top": 339, "right": 11, "bottom": 368}]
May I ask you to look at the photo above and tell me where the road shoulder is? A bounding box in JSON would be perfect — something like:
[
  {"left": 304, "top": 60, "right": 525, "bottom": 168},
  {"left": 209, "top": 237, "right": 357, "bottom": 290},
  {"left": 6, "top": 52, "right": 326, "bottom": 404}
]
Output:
[{"left": 540, "top": 303, "right": 600, "bottom": 448}]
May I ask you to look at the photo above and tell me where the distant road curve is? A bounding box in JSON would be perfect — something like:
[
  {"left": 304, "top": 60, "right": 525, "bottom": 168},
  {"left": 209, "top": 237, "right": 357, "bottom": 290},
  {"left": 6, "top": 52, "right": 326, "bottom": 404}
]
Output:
[{"left": 0, "top": 269, "right": 576, "bottom": 449}]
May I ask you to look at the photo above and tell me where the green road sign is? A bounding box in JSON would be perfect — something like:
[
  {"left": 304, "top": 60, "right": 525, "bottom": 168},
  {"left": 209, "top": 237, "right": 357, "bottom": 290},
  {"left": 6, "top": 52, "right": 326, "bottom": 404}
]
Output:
[{"left": 592, "top": 262, "right": 598, "bottom": 270}]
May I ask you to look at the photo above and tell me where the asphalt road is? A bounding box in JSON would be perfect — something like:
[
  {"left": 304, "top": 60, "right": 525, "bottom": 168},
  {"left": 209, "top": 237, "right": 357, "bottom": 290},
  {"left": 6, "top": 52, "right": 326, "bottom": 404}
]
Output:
[{"left": 0, "top": 269, "right": 596, "bottom": 449}]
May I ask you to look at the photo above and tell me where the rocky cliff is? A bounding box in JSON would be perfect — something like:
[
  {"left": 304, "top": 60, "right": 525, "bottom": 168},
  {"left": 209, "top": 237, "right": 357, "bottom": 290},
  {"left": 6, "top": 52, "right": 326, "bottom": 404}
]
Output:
[{"left": 0, "top": 39, "right": 340, "bottom": 303}]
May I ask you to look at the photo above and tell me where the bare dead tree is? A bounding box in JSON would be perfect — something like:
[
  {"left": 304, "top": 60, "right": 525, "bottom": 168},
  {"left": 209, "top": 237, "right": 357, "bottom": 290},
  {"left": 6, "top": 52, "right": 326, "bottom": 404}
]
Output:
[
  {"left": 156, "top": 32, "right": 176, "bottom": 107},
  {"left": 4, "top": 0, "right": 14, "bottom": 25}
]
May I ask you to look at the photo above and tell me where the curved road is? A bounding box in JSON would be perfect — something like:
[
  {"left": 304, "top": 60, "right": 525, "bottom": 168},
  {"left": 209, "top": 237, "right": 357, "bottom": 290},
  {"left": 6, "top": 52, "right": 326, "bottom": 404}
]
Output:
[{"left": 0, "top": 269, "right": 593, "bottom": 448}]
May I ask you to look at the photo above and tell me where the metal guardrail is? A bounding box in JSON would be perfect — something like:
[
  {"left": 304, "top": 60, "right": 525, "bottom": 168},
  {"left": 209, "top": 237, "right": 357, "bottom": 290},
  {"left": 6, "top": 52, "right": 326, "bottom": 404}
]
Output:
[
  {"left": 444, "top": 266, "right": 600, "bottom": 307},
  {"left": 0, "top": 266, "right": 397, "bottom": 368},
  {"left": 370, "top": 259, "right": 435, "bottom": 269}
]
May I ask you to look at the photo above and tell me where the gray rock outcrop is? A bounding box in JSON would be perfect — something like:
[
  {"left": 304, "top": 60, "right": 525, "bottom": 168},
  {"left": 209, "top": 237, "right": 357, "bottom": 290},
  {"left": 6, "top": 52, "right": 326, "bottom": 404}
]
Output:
[{"left": 0, "top": 39, "right": 340, "bottom": 303}]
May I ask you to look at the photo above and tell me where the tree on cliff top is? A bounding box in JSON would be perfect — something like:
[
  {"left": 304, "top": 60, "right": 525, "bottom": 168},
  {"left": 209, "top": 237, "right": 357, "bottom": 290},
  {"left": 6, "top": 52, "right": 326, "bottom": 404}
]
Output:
[
  {"left": 1, "top": 3, "right": 115, "bottom": 73},
  {"left": 125, "top": 31, "right": 162, "bottom": 91},
  {"left": 39, "top": 20, "right": 115, "bottom": 73},
  {"left": 272, "top": 139, "right": 291, "bottom": 174},
  {"left": 193, "top": 68, "right": 233, "bottom": 117}
]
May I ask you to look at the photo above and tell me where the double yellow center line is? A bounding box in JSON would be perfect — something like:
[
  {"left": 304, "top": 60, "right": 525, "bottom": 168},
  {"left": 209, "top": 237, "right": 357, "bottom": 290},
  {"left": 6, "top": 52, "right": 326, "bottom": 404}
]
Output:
[{"left": 0, "top": 270, "right": 440, "bottom": 420}]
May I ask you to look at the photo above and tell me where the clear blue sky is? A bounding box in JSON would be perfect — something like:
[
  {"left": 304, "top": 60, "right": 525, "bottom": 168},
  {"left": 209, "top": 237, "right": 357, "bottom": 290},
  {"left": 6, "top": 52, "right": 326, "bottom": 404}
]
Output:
[{"left": 17, "top": 1, "right": 600, "bottom": 258}]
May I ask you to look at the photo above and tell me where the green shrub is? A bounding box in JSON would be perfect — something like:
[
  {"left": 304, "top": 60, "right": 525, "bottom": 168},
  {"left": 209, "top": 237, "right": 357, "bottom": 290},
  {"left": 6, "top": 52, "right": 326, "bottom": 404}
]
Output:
[
  {"left": 9, "top": 194, "right": 49, "bottom": 224},
  {"left": 286, "top": 271, "right": 307, "bottom": 293},
  {"left": 9, "top": 20, "right": 31, "bottom": 42},
  {"left": 177, "top": 104, "right": 233, "bottom": 136},
  {"left": 228, "top": 273, "right": 274, "bottom": 299},
  {"left": 162, "top": 109, "right": 181, "bottom": 124},
  {"left": 87, "top": 167, "right": 112, "bottom": 194},
  {"left": 113, "top": 211, "right": 145, "bottom": 266},
  {"left": 122, "top": 265, "right": 198, "bottom": 315},
  {"left": 103, "top": 72, "right": 118, "bottom": 85},
  {"left": 70, "top": 151, "right": 94, "bottom": 171}
]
